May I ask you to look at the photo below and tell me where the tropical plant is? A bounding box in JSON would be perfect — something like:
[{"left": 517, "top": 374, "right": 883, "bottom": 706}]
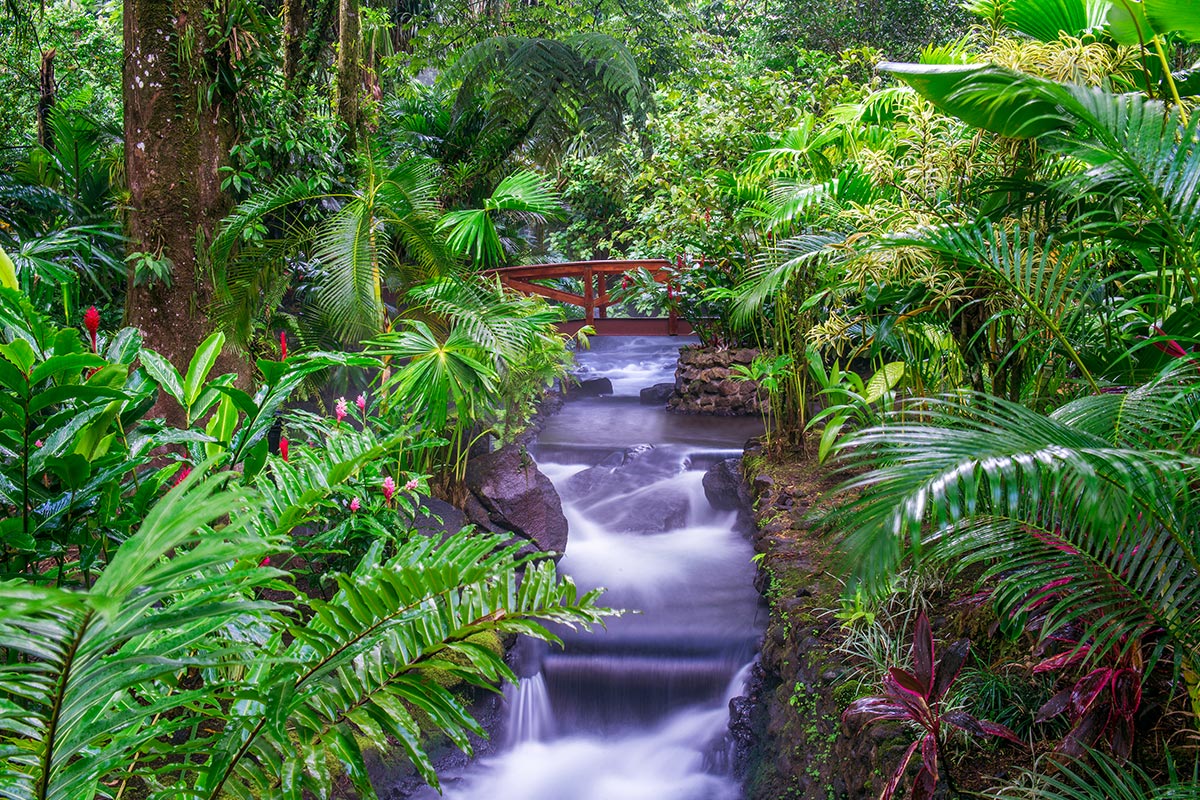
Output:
[
  {"left": 991, "top": 749, "right": 1200, "bottom": 800},
  {"left": 385, "top": 34, "right": 648, "bottom": 205},
  {"left": 366, "top": 275, "right": 573, "bottom": 488},
  {"left": 437, "top": 170, "right": 564, "bottom": 267},
  {"left": 807, "top": 350, "right": 905, "bottom": 463},
  {"left": 0, "top": 467, "right": 611, "bottom": 799},
  {"left": 833, "top": 363, "right": 1200, "bottom": 728},
  {"left": 213, "top": 151, "right": 454, "bottom": 350},
  {"left": 844, "top": 611, "right": 1020, "bottom": 800}
]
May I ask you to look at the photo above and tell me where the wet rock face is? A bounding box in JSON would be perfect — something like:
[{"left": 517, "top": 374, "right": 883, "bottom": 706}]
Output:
[
  {"left": 411, "top": 496, "right": 469, "bottom": 540},
  {"left": 561, "top": 444, "right": 695, "bottom": 533},
  {"left": 464, "top": 444, "right": 569, "bottom": 556},
  {"left": 639, "top": 382, "right": 675, "bottom": 405},
  {"left": 702, "top": 457, "right": 751, "bottom": 512},
  {"left": 568, "top": 377, "right": 614, "bottom": 397},
  {"left": 669, "top": 346, "right": 763, "bottom": 416}
]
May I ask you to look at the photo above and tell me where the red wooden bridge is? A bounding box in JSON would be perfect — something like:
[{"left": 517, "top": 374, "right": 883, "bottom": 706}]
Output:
[{"left": 485, "top": 259, "right": 691, "bottom": 336}]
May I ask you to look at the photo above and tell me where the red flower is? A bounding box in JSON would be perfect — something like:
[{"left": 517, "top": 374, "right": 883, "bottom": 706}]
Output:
[
  {"left": 174, "top": 466, "right": 192, "bottom": 486},
  {"left": 84, "top": 306, "right": 100, "bottom": 353},
  {"left": 280, "top": 331, "right": 288, "bottom": 361},
  {"left": 259, "top": 556, "right": 271, "bottom": 567},
  {"left": 280, "top": 437, "right": 289, "bottom": 462}
]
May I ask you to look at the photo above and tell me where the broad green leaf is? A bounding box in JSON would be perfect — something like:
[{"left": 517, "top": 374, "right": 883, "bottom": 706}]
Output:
[
  {"left": 205, "top": 395, "right": 240, "bottom": 458},
  {"left": 139, "top": 349, "right": 185, "bottom": 407},
  {"left": 878, "top": 63, "right": 1073, "bottom": 139},
  {"left": 1106, "top": 0, "right": 1153, "bottom": 44},
  {"left": 864, "top": 362, "right": 906, "bottom": 405},
  {"left": 1006, "top": 0, "right": 1111, "bottom": 41},
  {"left": 0, "top": 245, "right": 16, "bottom": 290},
  {"left": 184, "top": 331, "right": 226, "bottom": 409},
  {"left": 1143, "top": 0, "right": 1200, "bottom": 38}
]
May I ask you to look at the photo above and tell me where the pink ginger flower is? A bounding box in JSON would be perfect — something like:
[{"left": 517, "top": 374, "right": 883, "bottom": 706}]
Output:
[
  {"left": 280, "top": 331, "right": 288, "bottom": 360},
  {"left": 356, "top": 393, "right": 367, "bottom": 414},
  {"left": 174, "top": 466, "right": 192, "bottom": 486},
  {"left": 34, "top": 439, "right": 43, "bottom": 448},
  {"left": 259, "top": 556, "right": 271, "bottom": 568},
  {"left": 335, "top": 397, "right": 348, "bottom": 423},
  {"left": 84, "top": 306, "right": 100, "bottom": 353},
  {"left": 382, "top": 476, "right": 396, "bottom": 503},
  {"left": 280, "top": 437, "right": 289, "bottom": 462},
  {"left": 404, "top": 478, "right": 420, "bottom": 492},
  {"left": 350, "top": 497, "right": 361, "bottom": 512}
]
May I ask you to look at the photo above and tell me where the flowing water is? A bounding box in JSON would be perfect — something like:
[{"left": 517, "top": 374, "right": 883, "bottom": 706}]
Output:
[{"left": 414, "top": 337, "right": 764, "bottom": 800}]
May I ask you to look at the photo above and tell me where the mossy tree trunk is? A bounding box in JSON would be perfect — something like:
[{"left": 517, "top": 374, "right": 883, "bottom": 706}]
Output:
[
  {"left": 336, "top": 0, "right": 362, "bottom": 151},
  {"left": 37, "top": 48, "right": 55, "bottom": 152},
  {"left": 123, "top": 0, "right": 250, "bottom": 416}
]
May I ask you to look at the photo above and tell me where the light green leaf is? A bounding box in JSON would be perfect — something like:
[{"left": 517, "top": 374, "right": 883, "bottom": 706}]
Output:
[
  {"left": 184, "top": 331, "right": 226, "bottom": 410},
  {"left": 140, "top": 349, "right": 185, "bottom": 407}
]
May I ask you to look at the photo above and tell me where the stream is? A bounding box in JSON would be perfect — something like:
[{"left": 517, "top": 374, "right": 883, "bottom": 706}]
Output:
[{"left": 413, "top": 337, "right": 764, "bottom": 800}]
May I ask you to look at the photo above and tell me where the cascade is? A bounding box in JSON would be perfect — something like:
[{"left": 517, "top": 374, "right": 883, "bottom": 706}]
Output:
[{"left": 409, "top": 337, "right": 764, "bottom": 799}]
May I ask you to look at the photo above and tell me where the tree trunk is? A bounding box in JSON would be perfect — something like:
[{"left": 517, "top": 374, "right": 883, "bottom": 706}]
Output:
[
  {"left": 336, "top": 0, "right": 362, "bottom": 151},
  {"left": 123, "top": 0, "right": 249, "bottom": 418},
  {"left": 37, "top": 48, "right": 55, "bottom": 152},
  {"left": 282, "top": 0, "right": 307, "bottom": 91}
]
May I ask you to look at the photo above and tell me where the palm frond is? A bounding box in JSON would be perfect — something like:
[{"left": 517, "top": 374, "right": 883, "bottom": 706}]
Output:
[
  {"left": 731, "top": 233, "right": 852, "bottom": 326},
  {"left": 834, "top": 368, "right": 1200, "bottom": 675}
]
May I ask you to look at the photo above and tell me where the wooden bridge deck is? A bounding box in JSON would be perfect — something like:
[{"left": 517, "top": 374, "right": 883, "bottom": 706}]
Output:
[{"left": 485, "top": 259, "right": 688, "bottom": 335}]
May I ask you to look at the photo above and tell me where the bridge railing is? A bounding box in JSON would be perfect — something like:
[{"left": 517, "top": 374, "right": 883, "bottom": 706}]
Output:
[{"left": 484, "top": 259, "right": 679, "bottom": 332}]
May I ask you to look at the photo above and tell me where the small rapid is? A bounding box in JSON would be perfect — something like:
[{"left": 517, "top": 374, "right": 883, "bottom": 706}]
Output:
[{"left": 414, "top": 337, "right": 764, "bottom": 799}]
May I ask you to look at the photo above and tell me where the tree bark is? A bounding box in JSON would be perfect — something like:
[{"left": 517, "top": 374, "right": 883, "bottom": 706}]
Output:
[
  {"left": 336, "top": 0, "right": 362, "bottom": 151},
  {"left": 123, "top": 0, "right": 249, "bottom": 416},
  {"left": 282, "top": 0, "right": 307, "bottom": 91},
  {"left": 37, "top": 48, "right": 55, "bottom": 152}
]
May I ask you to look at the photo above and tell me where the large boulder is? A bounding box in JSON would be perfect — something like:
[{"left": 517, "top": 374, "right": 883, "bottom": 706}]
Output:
[
  {"left": 587, "top": 485, "right": 691, "bottom": 533},
  {"left": 560, "top": 444, "right": 687, "bottom": 504},
  {"left": 465, "top": 444, "right": 569, "bottom": 555},
  {"left": 411, "top": 496, "right": 469, "bottom": 539},
  {"left": 568, "top": 377, "right": 613, "bottom": 397},
  {"left": 639, "top": 382, "right": 675, "bottom": 405},
  {"left": 703, "top": 457, "right": 751, "bottom": 512}
]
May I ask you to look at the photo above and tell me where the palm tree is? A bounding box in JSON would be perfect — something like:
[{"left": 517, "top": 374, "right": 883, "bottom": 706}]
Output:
[
  {"left": 212, "top": 151, "right": 454, "bottom": 349},
  {"left": 833, "top": 364, "right": 1200, "bottom": 695}
]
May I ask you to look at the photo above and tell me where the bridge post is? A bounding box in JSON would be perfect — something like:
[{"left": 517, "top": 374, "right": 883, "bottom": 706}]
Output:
[
  {"left": 598, "top": 274, "right": 609, "bottom": 319},
  {"left": 584, "top": 266, "right": 595, "bottom": 325}
]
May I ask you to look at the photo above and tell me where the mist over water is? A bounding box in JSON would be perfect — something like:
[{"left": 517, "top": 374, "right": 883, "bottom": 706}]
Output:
[{"left": 421, "top": 338, "right": 764, "bottom": 799}]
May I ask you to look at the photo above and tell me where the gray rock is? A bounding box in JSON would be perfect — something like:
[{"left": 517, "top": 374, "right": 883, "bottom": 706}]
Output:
[
  {"left": 560, "top": 444, "right": 657, "bottom": 501},
  {"left": 465, "top": 445, "right": 569, "bottom": 555},
  {"left": 639, "top": 382, "right": 675, "bottom": 405},
  {"left": 588, "top": 485, "right": 691, "bottom": 533},
  {"left": 568, "top": 377, "right": 613, "bottom": 397},
  {"left": 703, "top": 457, "right": 750, "bottom": 512},
  {"left": 411, "top": 496, "right": 469, "bottom": 539}
]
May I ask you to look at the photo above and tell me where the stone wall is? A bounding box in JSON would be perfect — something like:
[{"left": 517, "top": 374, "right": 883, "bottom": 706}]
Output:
[
  {"left": 668, "top": 346, "right": 764, "bottom": 416},
  {"left": 737, "top": 446, "right": 902, "bottom": 800}
]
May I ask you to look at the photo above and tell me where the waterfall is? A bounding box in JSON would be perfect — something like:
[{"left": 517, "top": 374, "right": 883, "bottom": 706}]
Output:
[
  {"left": 405, "top": 338, "right": 765, "bottom": 800},
  {"left": 502, "top": 673, "right": 555, "bottom": 745}
]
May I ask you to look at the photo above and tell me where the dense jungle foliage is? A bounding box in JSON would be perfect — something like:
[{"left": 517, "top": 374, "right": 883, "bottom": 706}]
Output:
[{"left": 2, "top": 0, "right": 1200, "bottom": 797}]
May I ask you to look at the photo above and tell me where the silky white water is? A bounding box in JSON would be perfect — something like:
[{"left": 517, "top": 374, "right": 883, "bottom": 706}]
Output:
[{"left": 414, "top": 338, "right": 764, "bottom": 799}]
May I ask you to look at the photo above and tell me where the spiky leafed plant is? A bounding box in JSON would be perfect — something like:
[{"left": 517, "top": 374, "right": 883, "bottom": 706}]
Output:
[
  {"left": 212, "top": 152, "right": 455, "bottom": 349},
  {"left": 880, "top": 63, "right": 1200, "bottom": 312},
  {"left": 385, "top": 33, "right": 648, "bottom": 205},
  {"left": 833, "top": 363, "right": 1200, "bottom": 728},
  {"left": 0, "top": 461, "right": 610, "bottom": 799}
]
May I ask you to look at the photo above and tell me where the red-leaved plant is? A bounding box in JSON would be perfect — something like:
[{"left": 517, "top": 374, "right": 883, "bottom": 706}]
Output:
[
  {"left": 1033, "top": 632, "right": 1143, "bottom": 759},
  {"left": 843, "top": 612, "right": 1021, "bottom": 800}
]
